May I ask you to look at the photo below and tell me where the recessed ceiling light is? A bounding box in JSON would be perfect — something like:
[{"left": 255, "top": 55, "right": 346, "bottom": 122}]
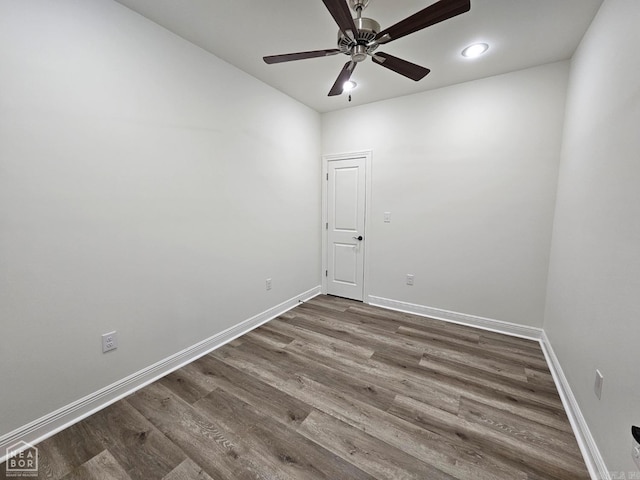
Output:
[
  {"left": 343, "top": 80, "right": 357, "bottom": 91},
  {"left": 461, "top": 43, "right": 489, "bottom": 58}
]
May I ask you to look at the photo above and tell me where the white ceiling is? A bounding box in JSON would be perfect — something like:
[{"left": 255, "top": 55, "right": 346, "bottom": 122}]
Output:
[{"left": 113, "top": 0, "right": 603, "bottom": 113}]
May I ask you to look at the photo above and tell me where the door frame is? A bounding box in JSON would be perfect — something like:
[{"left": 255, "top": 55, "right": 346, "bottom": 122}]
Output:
[{"left": 321, "top": 150, "right": 372, "bottom": 301}]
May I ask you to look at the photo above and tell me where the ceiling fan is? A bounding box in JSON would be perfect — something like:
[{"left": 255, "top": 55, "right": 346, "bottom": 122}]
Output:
[{"left": 263, "top": 0, "right": 471, "bottom": 97}]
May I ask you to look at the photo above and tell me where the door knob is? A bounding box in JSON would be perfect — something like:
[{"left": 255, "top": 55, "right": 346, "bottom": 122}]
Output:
[{"left": 353, "top": 235, "right": 363, "bottom": 241}]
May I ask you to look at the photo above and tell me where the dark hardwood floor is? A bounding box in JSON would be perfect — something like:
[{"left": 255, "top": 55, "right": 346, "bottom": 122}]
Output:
[{"left": 1, "top": 295, "right": 589, "bottom": 479}]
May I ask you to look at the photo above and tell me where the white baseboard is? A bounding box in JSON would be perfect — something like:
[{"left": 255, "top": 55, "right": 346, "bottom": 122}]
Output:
[
  {"left": 0, "top": 286, "right": 321, "bottom": 463},
  {"left": 540, "top": 331, "right": 610, "bottom": 480},
  {"left": 367, "top": 295, "right": 543, "bottom": 340}
]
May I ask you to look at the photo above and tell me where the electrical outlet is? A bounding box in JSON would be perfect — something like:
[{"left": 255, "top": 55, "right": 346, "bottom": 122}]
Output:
[
  {"left": 594, "top": 369, "right": 604, "bottom": 399},
  {"left": 102, "top": 331, "right": 118, "bottom": 353},
  {"left": 266, "top": 278, "right": 272, "bottom": 291},
  {"left": 406, "top": 274, "right": 414, "bottom": 286},
  {"left": 632, "top": 426, "right": 640, "bottom": 470}
]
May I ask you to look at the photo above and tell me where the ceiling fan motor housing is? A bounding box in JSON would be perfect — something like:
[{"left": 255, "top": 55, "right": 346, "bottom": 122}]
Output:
[{"left": 337, "top": 17, "right": 380, "bottom": 61}]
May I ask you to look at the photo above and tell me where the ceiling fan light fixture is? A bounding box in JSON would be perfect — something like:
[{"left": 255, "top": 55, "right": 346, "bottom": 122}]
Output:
[
  {"left": 343, "top": 80, "right": 357, "bottom": 91},
  {"left": 461, "top": 43, "right": 489, "bottom": 58}
]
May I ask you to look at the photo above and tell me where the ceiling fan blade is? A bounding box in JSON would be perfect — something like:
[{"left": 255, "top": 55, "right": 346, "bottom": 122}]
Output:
[
  {"left": 322, "top": 0, "right": 358, "bottom": 41},
  {"left": 263, "top": 49, "right": 341, "bottom": 64},
  {"left": 374, "top": 0, "right": 470, "bottom": 45},
  {"left": 372, "top": 52, "right": 430, "bottom": 81},
  {"left": 328, "top": 61, "right": 357, "bottom": 96}
]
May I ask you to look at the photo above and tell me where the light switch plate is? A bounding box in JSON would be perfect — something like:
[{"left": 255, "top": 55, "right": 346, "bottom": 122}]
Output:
[
  {"left": 594, "top": 369, "right": 603, "bottom": 399},
  {"left": 632, "top": 426, "right": 640, "bottom": 470}
]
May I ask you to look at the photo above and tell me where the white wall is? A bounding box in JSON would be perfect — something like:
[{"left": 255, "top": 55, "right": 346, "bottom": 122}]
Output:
[
  {"left": 0, "top": 0, "right": 320, "bottom": 436},
  {"left": 545, "top": 0, "right": 640, "bottom": 475},
  {"left": 323, "top": 62, "right": 569, "bottom": 327}
]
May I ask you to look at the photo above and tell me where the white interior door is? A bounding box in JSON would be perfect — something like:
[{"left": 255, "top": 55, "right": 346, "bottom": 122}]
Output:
[{"left": 326, "top": 157, "right": 366, "bottom": 301}]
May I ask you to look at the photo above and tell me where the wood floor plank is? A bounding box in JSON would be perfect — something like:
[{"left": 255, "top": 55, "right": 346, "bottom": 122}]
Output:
[
  {"left": 264, "top": 318, "right": 376, "bottom": 360},
  {"left": 457, "top": 397, "right": 583, "bottom": 462},
  {"left": 525, "top": 366, "right": 563, "bottom": 396},
  {"left": 264, "top": 369, "right": 516, "bottom": 480},
  {"left": 214, "top": 334, "right": 396, "bottom": 412},
  {"left": 298, "top": 409, "right": 456, "bottom": 480},
  {"left": 372, "top": 346, "right": 572, "bottom": 433},
  {"left": 35, "top": 418, "right": 106, "bottom": 479},
  {"left": 479, "top": 335, "right": 548, "bottom": 364},
  {"left": 125, "top": 382, "right": 251, "bottom": 480},
  {"left": 388, "top": 394, "right": 589, "bottom": 479},
  {"left": 83, "top": 400, "right": 185, "bottom": 480},
  {"left": 345, "top": 303, "right": 483, "bottom": 341},
  {"left": 397, "top": 325, "right": 549, "bottom": 371},
  {"left": 193, "top": 353, "right": 313, "bottom": 429},
  {"left": 161, "top": 459, "right": 216, "bottom": 480},
  {"left": 419, "top": 341, "right": 529, "bottom": 382},
  {"left": 60, "top": 450, "right": 132, "bottom": 480},
  {"left": 211, "top": 350, "right": 459, "bottom": 470},
  {"left": 479, "top": 332, "right": 545, "bottom": 354},
  {"left": 285, "top": 312, "right": 440, "bottom": 360},
  {"left": 417, "top": 353, "right": 564, "bottom": 410},
  {"left": 158, "top": 362, "right": 218, "bottom": 405},
  {"left": 226, "top": 337, "right": 245, "bottom": 347},
  {"left": 243, "top": 327, "right": 295, "bottom": 349},
  {"left": 194, "top": 387, "right": 376, "bottom": 480},
  {"left": 7, "top": 295, "right": 588, "bottom": 480},
  {"left": 330, "top": 308, "right": 403, "bottom": 334},
  {"left": 305, "top": 295, "right": 354, "bottom": 312}
]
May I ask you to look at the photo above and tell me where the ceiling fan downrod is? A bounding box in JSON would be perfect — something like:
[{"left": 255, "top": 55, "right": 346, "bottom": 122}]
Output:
[{"left": 349, "top": 0, "right": 370, "bottom": 16}]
